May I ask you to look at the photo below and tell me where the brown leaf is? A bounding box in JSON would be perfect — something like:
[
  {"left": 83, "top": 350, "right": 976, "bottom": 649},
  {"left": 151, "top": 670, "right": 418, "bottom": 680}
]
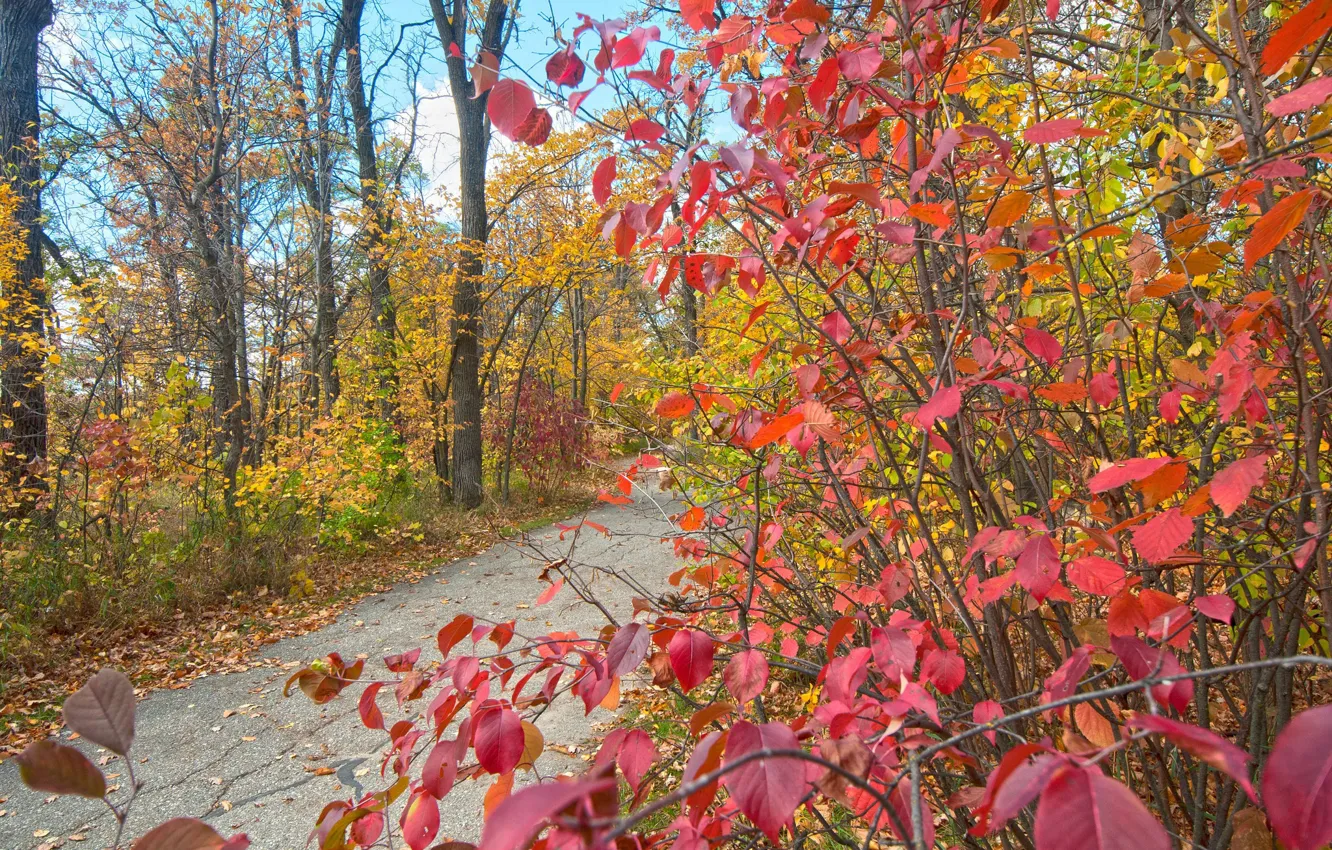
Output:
[
  {"left": 62, "top": 669, "right": 135, "bottom": 756},
  {"left": 16, "top": 742, "right": 106, "bottom": 799},
  {"left": 135, "top": 818, "right": 225, "bottom": 850}
]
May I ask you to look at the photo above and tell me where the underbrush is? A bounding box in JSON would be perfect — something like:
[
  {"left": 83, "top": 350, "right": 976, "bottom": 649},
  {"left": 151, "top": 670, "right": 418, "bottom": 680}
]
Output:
[{"left": 0, "top": 465, "right": 610, "bottom": 679}]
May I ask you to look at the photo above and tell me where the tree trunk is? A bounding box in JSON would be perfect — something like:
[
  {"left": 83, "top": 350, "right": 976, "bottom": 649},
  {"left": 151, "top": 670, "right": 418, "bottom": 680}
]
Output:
[
  {"left": 0, "top": 0, "right": 53, "bottom": 506},
  {"left": 282, "top": 0, "right": 342, "bottom": 417},
  {"left": 429, "top": 0, "right": 511, "bottom": 508},
  {"left": 343, "top": 0, "right": 397, "bottom": 424}
]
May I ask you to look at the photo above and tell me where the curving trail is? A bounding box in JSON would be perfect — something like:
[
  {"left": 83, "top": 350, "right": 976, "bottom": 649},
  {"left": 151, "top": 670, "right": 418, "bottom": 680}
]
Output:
[{"left": 0, "top": 480, "right": 680, "bottom": 850}]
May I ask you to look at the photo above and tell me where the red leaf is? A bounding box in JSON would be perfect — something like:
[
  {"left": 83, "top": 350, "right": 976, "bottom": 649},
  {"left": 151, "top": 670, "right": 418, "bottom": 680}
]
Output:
[
  {"left": 724, "top": 720, "right": 806, "bottom": 841},
  {"left": 1043, "top": 646, "right": 1092, "bottom": 704},
  {"left": 384, "top": 648, "right": 421, "bottom": 673},
  {"left": 837, "top": 47, "right": 882, "bottom": 82},
  {"left": 422, "top": 736, "right": 462, "bottom": 799},
  {"left": 1128, "top": 714, "right": 1255, "bottom": 799},
  {"left": 973, "top": 700, "right": 1004, "bottom": 744},
  {"left": 617, "top": 729, "right": 657, "bottom": 792},
  {"left": 1245, "top": 189, "right": 1313, "bottom": 272},
  {"left": 486, "top": 79, "right": 537, "bottom": 141},
  {"left": 626, "top": 119, "right": 666, "bottom": 143},
  {"left": 1209, "top": 455, "right": 1268, "bottom": 516},
  {"left": 724, "top": 649, "right": 769, "bottom": 704},
  {"left": 921, "top": 649, "right": 966, "bottom": 694},
  {"left": 1262, "top": 704, "right": 1332, "bottom": 850},
  {"left": 1033, "top": 765, "right": 1170, "bottom": 850},
  {"left": 971, "top": 742, "right": 1051, "bottom": 833},
  {"left": 1131, "top": 508, "right": 1193, "bottom": 564},
  {"left": 545, "top": 48, "right": 585, "bottom": 87},
  {"left": 1066, "top": 556, "right": 1128, "bottom": 596},
  {"left": 1016, "top": 534, "right": 1061, "bottom": 601},
  {"left": 1024, "top": 118, "right": 1084, "bottom": 144},
  {"left": 475, "top": 708, "right": 525, "bottom": 774},
  {"left": 1261, "top": 0, "right": 1332, "bottom": 75},
  {"left": 1110, "top": 636, "right": 1194, "bottom": 713},
  {"left": 668, "top": 629, "right": 715, "bottom": 692},
  {"left": 477, "top": 778, "right": 616, "bottom": 850},
  {"left": 681, "top": 0, "right": 717, "bottom": 30},
  {"left": 592, "top": 156, "right": 617, "bottom": 207},
  {"left": 1022, "top": 327, "right": 1063, "bottom": 364},
  {"left": 656, "top": 391, "right": 696, "bottom": 419},
  {"left": 358, "top": 683, "right": 385, "bottom": 730},
  {"left": 1195, "top": 594, "right": 1236, "bottom": 623},
  {"left": 438, "top": 614, "right": 474, "bottom": 657},
  {"left": 782, "top": 0, "right": 832, "bottom": 23},
  {"left": 1092, "top": 455, "right": 1177, "bottom": 495},
  {"left": 536, "top": 578, "right": 563, "bottom": 605},
  {"left": 513, "top": 107, "right": 553, "bottom": 146},
  {"left": 1269, "top": 76, "right": 1332, "bottom": 116},
  {"left": 989, "top": 754, "right": 1064, "bottom": 831},
  {"left": 401, "top": 789, "right": 440, "bottom": 850},
  {"left": 916, "top": 384, "right": 961, "bottom": 431},
  {"left": 1088, "top": 456, "right": 1173, "bottom": 492}
]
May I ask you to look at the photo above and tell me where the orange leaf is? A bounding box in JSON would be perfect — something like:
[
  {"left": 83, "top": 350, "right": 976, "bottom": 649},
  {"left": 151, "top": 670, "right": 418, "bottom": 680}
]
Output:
[
  {"left": 749, "top": 411, "right": 805, "bottom": 449},
  {"left": 1134, "top": 461, "right": 1188, "bottom": 509},
  {"left": 656, "top": 392, "right": 696, "bottom": 419},
  {"left": 907, "top": 202, "right": 952, "bottom": 228},
  {"left": 1244, "top": 190, "right": 1313, "bottom": 272},
  {"left": 1034, "top": 382, "right": 1088, "bottom": 403},
  {"left": 1261, "top": 0, "right": 1332, "bottom": 74},
  {"left": 986, "top": 190, "right": 1033, "bottom": 228}
]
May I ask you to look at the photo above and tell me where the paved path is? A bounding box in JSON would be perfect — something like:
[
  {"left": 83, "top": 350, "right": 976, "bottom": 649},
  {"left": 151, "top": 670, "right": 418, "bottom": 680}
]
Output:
[{"left": 0, "top": 483, "right": 680, "bottom": 850}]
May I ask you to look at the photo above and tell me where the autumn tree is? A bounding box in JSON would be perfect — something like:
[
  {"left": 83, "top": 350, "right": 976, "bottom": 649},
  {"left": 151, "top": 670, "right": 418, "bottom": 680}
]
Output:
[{"left": 0, "top": 0, "right": 53, "bottom": 508}]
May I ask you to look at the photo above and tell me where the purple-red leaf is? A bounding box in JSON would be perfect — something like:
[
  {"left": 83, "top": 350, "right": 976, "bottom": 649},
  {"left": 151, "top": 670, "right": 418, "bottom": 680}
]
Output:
[
  {"left": 606, "top": 622, "right": 650, "bottom": 676},
  {"left": 487, "top": 79, "right": 537, "bottom": 141},
  {"left": 916, "top": 384, "right": 960, "bottom": 431},
  {"left": 1262, "top": 704, "right": 1332, "bottom": 850},
  {"left": 724, "top": 649, "right": 769, "bottom": 704},
  {"left": 724, "top": 720, "right": 806, "bottom": 841},
  {"left": 477, "top": 778, "right": 616, "bottom": 850},
  {"left": 592, "top": 156, "right": 617, "bottom": 208},
  {"left": 1033, "top": 765, "right": 1170, "bottom": 850},
  {"left": 135, "top": 819, "right": 242, "bottom": 850},
  {"left": 1111, "top": 635, "right": 1194, "bottom": 713},
  {"left": 1128, "top": 714, "right": 1255, "bottom": 799},
  {"left": 475, "top": 707, "right": 525, "bottom": 774},
  {"left": 667, "top": 629, "right": 715, "bottom": 693}
]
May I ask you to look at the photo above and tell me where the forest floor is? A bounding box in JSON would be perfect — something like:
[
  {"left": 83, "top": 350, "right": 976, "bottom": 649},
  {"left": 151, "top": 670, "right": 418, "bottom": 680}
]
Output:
[
  {"left": 0, "top": 475, "right": 680, "bottom": 850},
  {"left": 0, "top": 477, "right": 611, "bottom": 755}
]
